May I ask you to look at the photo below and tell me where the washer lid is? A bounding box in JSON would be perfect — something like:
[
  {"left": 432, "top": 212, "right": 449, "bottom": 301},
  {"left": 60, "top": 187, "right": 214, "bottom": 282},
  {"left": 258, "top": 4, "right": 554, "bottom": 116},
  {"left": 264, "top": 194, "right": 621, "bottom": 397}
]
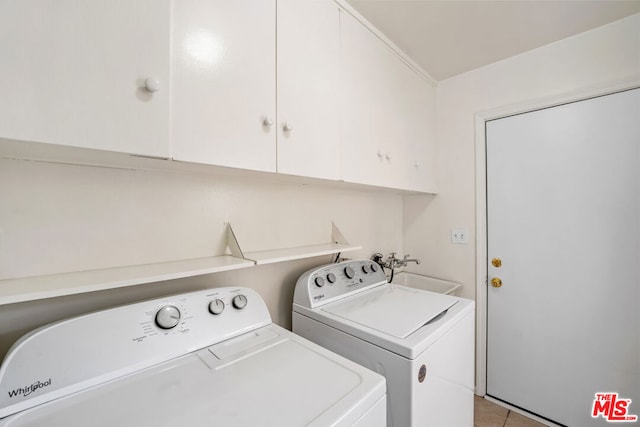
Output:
[{"left": 322, "top": 285, "right": 458, "bottom": 339}]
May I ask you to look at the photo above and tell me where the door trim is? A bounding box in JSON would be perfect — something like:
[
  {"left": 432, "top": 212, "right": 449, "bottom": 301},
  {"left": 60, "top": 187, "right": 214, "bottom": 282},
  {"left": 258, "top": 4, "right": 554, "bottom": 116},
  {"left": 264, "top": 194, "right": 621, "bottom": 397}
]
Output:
[{"left": 473, "top": 75, "right": 640, "bottom": 396}]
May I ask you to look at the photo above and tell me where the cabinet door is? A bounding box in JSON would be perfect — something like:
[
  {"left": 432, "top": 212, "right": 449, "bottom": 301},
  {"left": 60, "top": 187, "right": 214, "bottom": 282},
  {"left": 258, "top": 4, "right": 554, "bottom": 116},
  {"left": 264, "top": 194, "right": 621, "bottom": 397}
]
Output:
[
  {"left": 171, "top": 0, "right": 276, "bottom": 172},
  {"left": 340, "top": 12, "right": 395, "bottom": 189},
  {"left": 0, "top": 0, "right": 170, "bottom": 157},
  {"left": 397, "top": 65, "right": 438, "bottom": 193},
  {"left": 276, "top": 0, "right": 340, "bottom": 180},
  {"left": 340, "top": 12, "right": 436, "bottom": 192}
]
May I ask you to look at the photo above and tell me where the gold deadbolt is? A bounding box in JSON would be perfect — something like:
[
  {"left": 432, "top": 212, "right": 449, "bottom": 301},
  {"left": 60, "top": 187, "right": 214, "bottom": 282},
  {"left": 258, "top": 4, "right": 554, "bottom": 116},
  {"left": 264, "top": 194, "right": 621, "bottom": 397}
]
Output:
[
  {"left": 491, "top": 277, "right": 503, "bottom": 288},
  {"left": 491, "top": 258, "right": 502, "bottom": 268}
]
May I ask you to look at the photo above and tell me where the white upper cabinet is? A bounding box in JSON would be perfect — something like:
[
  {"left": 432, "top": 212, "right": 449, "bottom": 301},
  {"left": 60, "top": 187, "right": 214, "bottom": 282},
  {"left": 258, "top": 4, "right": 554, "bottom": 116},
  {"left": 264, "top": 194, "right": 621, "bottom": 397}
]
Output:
[
  {"left": 0, "top": 1, "right": 436, "bottom": 193},
  {"left": 171, "top": 0, "right": 277, "bottom": 172},
  {"left": 0, "top": 0, "right": 170, "bottom": 157},
  {"left": 398, "top": 65, "right": 438, "bottom": 193},
  {"left": 171, "top": 0, "right": 340, "bottom": 179},
  {"left": 340, "top": 11, "right": 437, "bottom": 193},
  {"left": 276, "top": 0, "right": 340, "bottom": 180}
]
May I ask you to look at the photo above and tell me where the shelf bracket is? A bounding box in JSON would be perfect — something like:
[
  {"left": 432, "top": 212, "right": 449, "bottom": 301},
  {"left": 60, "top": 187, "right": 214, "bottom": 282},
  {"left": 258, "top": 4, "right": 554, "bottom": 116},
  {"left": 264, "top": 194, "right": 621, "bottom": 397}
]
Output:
[
  {"left": 331, "top": 221, "right": 350, "bottom": 245},
  {"left": 225, "top": 222, "right": 247, "bottom": 260}
]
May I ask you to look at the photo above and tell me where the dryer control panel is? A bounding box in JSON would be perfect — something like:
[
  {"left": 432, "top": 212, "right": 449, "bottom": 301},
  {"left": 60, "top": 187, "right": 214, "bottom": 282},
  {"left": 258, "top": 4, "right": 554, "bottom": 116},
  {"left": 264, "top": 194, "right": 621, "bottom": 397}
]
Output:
[
  {"left": 0, "top": 287, "right": 271, "bottom": 419},
  {"left": 293, "top": 260, "right": 387, "bottom": 308}
]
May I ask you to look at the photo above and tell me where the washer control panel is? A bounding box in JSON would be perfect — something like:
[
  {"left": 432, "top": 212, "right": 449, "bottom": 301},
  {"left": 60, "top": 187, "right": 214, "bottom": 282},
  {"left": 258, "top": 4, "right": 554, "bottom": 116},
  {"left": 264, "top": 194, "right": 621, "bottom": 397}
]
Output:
[
  {"left": 293, "top": 259, "right": 387, "bottom": 308},
  {"left": 0, "top": 287, "right": 271, "bottom": 418}
]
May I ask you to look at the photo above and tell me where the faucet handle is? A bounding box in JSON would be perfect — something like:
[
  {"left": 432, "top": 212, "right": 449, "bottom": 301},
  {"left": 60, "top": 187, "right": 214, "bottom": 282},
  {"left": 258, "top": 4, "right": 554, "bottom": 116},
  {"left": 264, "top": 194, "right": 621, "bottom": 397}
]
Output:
[
  {"left": 388, "top": 252, "right": 397, "bottom": 259},
  {"left": 402, "top": 254, "right": 410, "bottom": 259}
]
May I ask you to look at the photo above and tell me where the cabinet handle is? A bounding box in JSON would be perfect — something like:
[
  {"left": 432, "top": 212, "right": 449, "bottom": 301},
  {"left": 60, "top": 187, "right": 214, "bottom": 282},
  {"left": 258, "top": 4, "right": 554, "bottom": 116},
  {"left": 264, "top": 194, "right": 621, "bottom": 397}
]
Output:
[
  {"left": 385, "top": 153, "right": 392, "bottom": 161},
  {"left": 262, "top": 117, "right": 274, "bottom": 127},
  {"left": 144, "top": 78, "right": 161, "bottom": 93},
  {"left": 377, "top": 150, "right": 385, "bottom": 159},
  {"left": 283, "top": 122, "right": 294, "bottom": 132},
  {"left": 414, "top": 161, "right": 420, "bottom": 168}
]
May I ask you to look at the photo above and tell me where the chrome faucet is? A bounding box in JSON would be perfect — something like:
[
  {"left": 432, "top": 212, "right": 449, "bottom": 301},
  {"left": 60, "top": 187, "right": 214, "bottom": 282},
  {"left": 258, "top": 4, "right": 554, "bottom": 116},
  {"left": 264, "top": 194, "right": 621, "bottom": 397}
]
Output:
[
  {"left": 378, "top": 252, "right": 421, "bottom": 270},
  {"left": 400, "top": 254, "right": 421, "bottom": 266}
]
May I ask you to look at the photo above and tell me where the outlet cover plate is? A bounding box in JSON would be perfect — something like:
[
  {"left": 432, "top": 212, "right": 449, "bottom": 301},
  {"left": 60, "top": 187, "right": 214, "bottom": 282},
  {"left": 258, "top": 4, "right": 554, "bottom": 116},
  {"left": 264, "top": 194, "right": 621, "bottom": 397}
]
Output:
[{"left": 451, "top": 229, "right": 468, "bottom": 244}]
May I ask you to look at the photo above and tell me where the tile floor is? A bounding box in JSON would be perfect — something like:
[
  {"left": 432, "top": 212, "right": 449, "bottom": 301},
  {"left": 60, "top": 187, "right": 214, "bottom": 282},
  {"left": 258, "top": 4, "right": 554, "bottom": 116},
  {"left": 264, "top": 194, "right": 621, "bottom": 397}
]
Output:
[{"left": 474, "top": 396, "right": 546, "bottom": 427}]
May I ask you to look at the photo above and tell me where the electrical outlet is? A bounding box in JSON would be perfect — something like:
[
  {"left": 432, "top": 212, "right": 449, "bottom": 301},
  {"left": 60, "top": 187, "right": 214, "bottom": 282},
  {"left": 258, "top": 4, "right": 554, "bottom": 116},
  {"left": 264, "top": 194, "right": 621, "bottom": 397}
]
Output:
[{"left": 451, "top": 229, "right": 468, "bottom": 244}]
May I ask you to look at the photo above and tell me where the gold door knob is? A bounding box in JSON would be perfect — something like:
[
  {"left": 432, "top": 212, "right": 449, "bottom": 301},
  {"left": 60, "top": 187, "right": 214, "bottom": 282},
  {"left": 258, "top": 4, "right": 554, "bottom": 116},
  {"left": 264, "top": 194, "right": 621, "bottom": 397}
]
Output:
[
  {"left": 491, "top": 258, "right": 502, "bottom": 267},
  {"left": 491, "top": 277, "right": 502, "bottom": 288}
]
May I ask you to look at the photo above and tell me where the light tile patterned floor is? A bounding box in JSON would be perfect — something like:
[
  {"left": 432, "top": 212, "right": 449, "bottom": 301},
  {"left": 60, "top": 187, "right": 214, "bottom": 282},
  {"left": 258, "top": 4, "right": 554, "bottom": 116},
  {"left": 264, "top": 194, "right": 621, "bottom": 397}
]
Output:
[{"left": 474, "top": 396, "right": 547, "bottom": 427}]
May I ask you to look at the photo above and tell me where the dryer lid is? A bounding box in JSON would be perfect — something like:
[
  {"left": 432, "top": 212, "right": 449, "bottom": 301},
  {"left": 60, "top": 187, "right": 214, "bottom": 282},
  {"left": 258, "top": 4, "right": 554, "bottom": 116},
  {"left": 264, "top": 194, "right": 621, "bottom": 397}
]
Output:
[
  {"left": 321, "top": 285, "right": 458, "bottom": 339},
  {"left": 0, "top": 327, "right": 385, "bottom": 427}
]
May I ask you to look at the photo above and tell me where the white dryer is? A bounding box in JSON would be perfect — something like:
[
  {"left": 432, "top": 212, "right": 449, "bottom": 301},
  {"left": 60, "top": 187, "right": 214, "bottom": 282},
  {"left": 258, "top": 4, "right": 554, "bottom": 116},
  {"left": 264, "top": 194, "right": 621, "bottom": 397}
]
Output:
[
  {"left": 0, "top": 287, "right": 386, "bottom": 426},
  {"left": 293, "top": 260, "right": 475, "bottom": 427}
]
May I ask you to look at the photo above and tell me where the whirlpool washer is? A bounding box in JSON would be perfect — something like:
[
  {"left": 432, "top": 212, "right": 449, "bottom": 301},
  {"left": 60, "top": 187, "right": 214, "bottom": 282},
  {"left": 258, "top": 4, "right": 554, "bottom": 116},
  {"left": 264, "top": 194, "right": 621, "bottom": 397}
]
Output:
[
  {"left": 0, "top": 287, "right": 386, "bottom": 426},
  {"left": 293, "top": 260, "right": 475, "bottom": 427}
]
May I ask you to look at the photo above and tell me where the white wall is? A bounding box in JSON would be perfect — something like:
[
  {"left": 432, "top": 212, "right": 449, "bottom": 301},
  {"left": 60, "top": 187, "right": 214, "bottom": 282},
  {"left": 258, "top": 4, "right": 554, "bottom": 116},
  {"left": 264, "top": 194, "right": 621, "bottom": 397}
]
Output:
[
  {"left": 404, "top": 13, "right": 640, "bottom": 299},
  {"left": 0, "top": 158, "right": 404, "bottom": 278},
  {"left": 0, "top": 157, "right": 404, "bottom": 359}
]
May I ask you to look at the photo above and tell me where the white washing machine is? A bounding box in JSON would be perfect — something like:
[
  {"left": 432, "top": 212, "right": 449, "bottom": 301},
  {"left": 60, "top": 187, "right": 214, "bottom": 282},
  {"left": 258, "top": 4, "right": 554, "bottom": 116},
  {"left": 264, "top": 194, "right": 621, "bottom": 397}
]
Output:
[
  {"left": 0, "top": 286, "right": 386, "bottom": 426},
  {"left": 293, "top": 260, "right": 475, "bottom": 427}
]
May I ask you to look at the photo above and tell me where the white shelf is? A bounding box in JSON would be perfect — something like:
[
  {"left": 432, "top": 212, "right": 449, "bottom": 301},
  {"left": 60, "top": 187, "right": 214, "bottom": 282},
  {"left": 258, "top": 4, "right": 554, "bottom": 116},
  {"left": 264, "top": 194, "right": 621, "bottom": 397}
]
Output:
[
  {"left": 0, "top": 222, "right": 361, "bottom": 305},
  {"left": 0, "top": 255, "right": 253, "bottom": 305},
  {"left": 244, "top": 243, "right": 361, "bottom": 265}
]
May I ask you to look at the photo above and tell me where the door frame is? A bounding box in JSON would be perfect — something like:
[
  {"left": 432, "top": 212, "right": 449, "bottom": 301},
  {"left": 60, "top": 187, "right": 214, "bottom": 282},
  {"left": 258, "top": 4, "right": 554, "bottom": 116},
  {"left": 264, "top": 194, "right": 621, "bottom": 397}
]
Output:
[{"left": 473, "top": 76, "right": 640, "bottom": 396}]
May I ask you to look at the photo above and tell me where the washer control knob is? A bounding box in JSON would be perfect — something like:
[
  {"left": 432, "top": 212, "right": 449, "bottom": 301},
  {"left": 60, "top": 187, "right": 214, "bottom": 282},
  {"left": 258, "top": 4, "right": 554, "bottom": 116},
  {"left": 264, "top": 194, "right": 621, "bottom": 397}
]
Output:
[
  {"left": 314, "top": 276, "right": 325, "bottom": 287},
  {"left": 208, "top": 299, "right": 225, "bottom": 315},
  {"left": 344, "top": 266, "right": 355, "bottom": 279},
  {"left": 232, "top": 294, "right": 248, "bottom": 310},
  {"left": 362, "top": 265, "right": 370, "bottom": 274},
  {"left": 326, "top": 273, "right": 336, "bottom": 284},
  {"left": 155, "top": 305, "right": 181, "bottom": 329},
  {"left": 370, "top": 263, "right": 379, "bottom": 272}
]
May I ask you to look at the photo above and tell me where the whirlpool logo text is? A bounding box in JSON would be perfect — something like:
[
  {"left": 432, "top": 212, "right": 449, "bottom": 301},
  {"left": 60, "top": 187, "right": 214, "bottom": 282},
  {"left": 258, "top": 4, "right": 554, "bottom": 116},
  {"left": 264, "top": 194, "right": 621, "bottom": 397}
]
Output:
[{"left": 7, "top": 379, "right": 52, "bottom": 399}]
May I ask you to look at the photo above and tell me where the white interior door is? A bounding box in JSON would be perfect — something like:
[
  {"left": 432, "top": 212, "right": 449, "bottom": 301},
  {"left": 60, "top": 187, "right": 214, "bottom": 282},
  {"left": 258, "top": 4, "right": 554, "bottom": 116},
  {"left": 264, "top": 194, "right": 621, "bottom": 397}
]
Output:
[{"left": 486, "top": 89, "right": 640, "bottom": 426}]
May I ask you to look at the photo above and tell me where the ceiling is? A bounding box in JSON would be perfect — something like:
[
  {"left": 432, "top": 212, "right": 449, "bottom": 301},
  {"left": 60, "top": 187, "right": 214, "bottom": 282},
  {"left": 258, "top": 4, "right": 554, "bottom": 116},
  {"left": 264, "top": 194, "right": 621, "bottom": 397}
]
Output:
[{"left": 346, "top": 0, "right": 640, "bottom": 81}]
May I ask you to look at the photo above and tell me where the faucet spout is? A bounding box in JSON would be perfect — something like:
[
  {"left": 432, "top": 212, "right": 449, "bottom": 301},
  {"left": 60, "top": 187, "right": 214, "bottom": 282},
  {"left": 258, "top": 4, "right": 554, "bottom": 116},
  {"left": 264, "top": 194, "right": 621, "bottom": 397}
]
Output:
[
  {"left": 379, "top": 253, "right": 421, "bottom": 269},
  {"left": 402, "top": 254, "right": 420, "bottom": 265}
]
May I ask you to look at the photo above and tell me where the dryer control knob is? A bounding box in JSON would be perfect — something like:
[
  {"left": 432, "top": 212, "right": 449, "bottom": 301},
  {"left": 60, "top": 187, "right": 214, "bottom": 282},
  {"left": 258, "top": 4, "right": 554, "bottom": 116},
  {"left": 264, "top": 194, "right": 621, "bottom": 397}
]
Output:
[
  {"left": 344, "top": 266, "right": 355, "bottom": 279},
  {"left": 232, "top": 294, "right": 248, "bottom": 310},
  {"left": 155, "top": 305, "right": 181, "bottom": 329},
  {"left": 208, "top": 299, "right": 225, "bottom": 315},
  {"left": 314, "top": 276, "right": 325, "bottom": 287}
]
